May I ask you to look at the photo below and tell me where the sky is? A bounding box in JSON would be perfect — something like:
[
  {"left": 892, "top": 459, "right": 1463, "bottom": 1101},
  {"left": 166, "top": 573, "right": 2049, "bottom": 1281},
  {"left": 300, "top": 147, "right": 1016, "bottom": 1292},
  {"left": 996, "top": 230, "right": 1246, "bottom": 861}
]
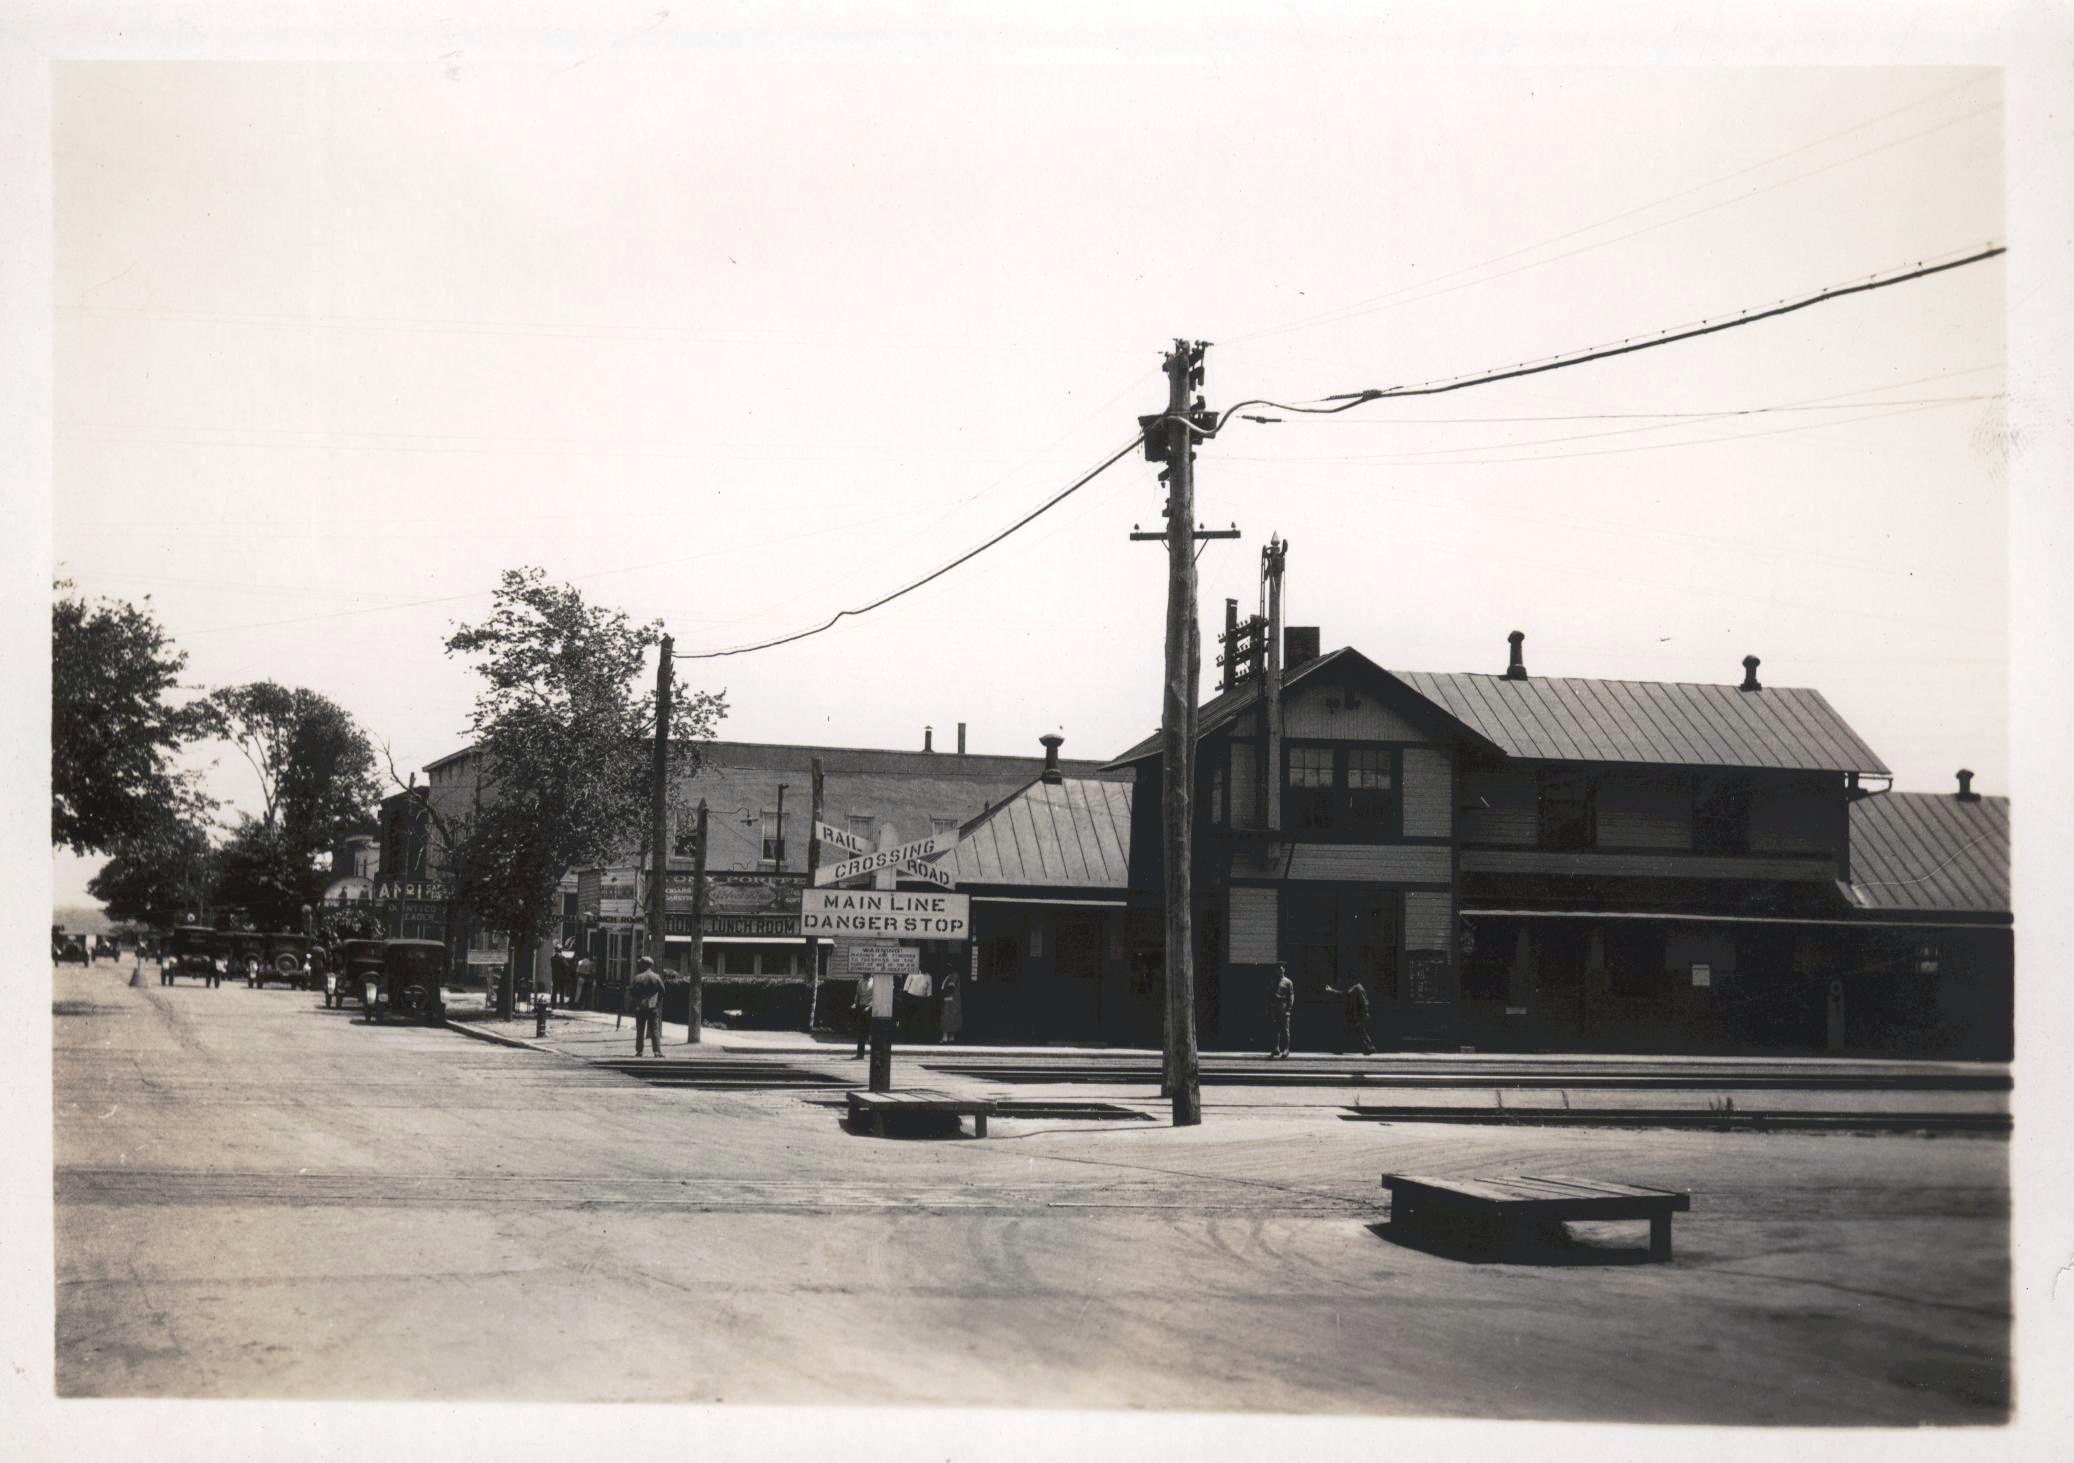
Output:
[{"left": 48, "top": 59, "right": 2008, "bottom": 904}]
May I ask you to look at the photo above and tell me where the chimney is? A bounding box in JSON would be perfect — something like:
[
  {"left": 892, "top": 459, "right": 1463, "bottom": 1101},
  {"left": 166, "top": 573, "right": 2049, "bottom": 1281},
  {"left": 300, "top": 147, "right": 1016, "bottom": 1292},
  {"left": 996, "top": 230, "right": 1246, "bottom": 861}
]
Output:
[
  {"left": 1040, "top": 734, "right": 1064, "bottom": 784},
  {"left": 1740, "top": 655, "right": 1762, "bottom": 692},
  {"left": 924, "top": 725, "right": 934, "bottom": 753},
  {"left": 1956, "top": 768, "right": 1979, "bottom": 801},
  {"left": 1284, "top": 626, "right": 1320, "bottom": 669},
  {"left": 956, "top": 722, "right": 967, "bottom": 755},
  {"left": 1505, "top": 630, "right": 1527, "bottom": 681}
]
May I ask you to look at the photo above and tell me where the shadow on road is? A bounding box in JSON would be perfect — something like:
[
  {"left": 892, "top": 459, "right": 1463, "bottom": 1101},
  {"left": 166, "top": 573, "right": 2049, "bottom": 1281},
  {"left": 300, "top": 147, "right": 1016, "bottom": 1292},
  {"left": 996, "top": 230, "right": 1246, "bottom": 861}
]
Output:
[{"left": 1369, "top": 1217, "right": 1660, "bottom": 1267}]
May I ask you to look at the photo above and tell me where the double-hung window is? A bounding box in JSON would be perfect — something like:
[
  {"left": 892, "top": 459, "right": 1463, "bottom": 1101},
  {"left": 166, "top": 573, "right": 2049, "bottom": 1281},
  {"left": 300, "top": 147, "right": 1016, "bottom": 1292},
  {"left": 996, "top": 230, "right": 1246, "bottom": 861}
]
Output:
[
  {"left": 1285, "top": 744, "right": 1398, "bottom": 834},
  {"left": 1288, "top": 746, "right": 1337, "bottom": 829}
]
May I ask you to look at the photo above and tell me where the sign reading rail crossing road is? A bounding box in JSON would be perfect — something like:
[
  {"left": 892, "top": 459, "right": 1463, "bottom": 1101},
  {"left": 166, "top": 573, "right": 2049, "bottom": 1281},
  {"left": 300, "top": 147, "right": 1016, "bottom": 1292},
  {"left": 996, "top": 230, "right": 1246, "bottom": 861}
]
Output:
[
  {"left": 801, "top": 890, "right": 969, "bottom": 939},
  {"left": 816, "top": 833, "right": 955, "bottom": 889}
]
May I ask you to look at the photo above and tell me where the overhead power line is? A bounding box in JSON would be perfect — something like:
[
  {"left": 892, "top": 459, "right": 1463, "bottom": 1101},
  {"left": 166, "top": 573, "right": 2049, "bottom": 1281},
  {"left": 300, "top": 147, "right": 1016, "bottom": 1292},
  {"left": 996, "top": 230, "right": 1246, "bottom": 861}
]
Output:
[
  {"left": 678, "top": 435, "right": 1146, "bottom": 660},
  {"left": 1225, "top": 73, "right": 1999, "bottom": 347},
  {"left": 1206, "top": 244, "right": 2005, "bottom": 430}
]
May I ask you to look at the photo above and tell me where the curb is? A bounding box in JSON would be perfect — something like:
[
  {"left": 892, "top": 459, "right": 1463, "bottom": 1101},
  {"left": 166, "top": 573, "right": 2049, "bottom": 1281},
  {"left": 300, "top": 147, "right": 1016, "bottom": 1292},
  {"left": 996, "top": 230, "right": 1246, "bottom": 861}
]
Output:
[{"left": 443, "top": 1018, "right": 558, "bottom": 1054}]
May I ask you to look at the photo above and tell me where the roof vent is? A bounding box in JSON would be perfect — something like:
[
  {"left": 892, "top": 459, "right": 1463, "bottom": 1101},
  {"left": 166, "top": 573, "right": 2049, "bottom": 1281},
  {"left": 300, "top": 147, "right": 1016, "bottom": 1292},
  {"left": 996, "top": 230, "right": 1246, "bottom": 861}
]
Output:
[
  {"left": 1285, "top": 626, "right": 1320, "bottom": 669},
  {"left": 1040, "top": 734, "right": 1064, "bottom": 785},
  {"left": 1504, "top": 630, "right": 1527, "bottom": 681},
  {"left": 924, "top": 725, "right": 934, "bottom": 752},
  {"left": 1740, "top": 655, "right": 1762, "bottom": 692},
  {"left": 1956, "top": 768, "right": 1979, "bottom": 801},
  {"left": 957, "top": 722, "right": 967, "bottom": 755}
]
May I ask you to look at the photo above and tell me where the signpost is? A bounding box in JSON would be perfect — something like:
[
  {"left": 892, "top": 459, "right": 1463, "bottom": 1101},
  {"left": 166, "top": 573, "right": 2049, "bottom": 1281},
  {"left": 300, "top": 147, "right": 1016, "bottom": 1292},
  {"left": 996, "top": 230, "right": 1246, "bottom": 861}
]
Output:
[{"left": 801, "top": 890, "right": 969, "bottom": 940}]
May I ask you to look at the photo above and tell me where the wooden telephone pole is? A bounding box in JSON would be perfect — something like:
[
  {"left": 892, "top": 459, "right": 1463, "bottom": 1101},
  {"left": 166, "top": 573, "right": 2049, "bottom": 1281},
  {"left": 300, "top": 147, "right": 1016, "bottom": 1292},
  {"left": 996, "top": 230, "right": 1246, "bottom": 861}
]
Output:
[
  {"left": 1133, "top": 339, "right": 1235, "bottom": 1128},
  {"left": 647, "top": 634, "right": 674, "bottom": 978}
]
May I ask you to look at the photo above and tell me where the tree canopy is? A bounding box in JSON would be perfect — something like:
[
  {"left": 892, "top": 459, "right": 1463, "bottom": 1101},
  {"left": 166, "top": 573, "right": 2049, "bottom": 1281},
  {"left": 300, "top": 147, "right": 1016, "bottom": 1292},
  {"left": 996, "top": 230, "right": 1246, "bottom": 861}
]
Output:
[
  {"left": 445, "top": 568, "right": 726, "bottom": 945},
  {"left": 192, "top": 682, "right": 383, "bottom": 927},
  {"left": 51, "top": 582, "right": 209, "bottom": 854},
  {"left": 88, "top": 816, "right": 216, "bottom": 924}
]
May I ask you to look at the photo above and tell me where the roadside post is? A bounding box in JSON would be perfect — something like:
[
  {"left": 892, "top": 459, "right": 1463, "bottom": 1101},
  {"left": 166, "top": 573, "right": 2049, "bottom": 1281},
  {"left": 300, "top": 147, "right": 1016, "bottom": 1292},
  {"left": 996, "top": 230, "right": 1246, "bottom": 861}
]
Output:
[
  {"left": 685, "top": 799, "right": 707, "bottom": 1044},
  {"left": 868, "top": 969, "right": 896, "bottom": 1092}
]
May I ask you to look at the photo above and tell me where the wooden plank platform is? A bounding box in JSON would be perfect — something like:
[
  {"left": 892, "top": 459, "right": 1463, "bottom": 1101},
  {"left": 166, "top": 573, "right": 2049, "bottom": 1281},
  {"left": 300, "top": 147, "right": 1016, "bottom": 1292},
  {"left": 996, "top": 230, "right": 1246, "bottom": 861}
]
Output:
[
  {"left": 846, "top": 1089, "right": 995, "bottom": 1138},
  {"left": 1383, "top": 1172, "right": 1691, "bottom": 1260}
]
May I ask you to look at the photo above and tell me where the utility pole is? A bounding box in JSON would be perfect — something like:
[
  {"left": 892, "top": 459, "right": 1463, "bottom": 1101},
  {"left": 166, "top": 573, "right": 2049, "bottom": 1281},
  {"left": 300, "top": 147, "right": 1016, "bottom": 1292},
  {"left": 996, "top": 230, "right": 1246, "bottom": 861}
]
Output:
[
  {"left": 647, "top": 634, "right": 674, "bottom": 978},
  {"left": 805, "top": 757, "right": 824, "bottom": 1030},
  {"left": 686, "top": 799, "right": 707, "bottom": 1044},
  {"left": 1133, "top": 338, "right": 1233, "bottom": 1128}
]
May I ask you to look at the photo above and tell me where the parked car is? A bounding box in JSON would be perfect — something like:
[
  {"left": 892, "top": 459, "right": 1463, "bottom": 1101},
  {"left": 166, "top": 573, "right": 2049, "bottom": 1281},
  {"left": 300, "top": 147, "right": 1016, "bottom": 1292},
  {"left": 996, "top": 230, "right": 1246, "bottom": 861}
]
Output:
[
  {"left": 253, "top": 932, "right": 314, "bottom": 989},
  {"left": 53, "top": 930, "right": 89, "bottom": 965},
  {"left": 163, "top": 925, "right": 221, "bottom": 985},
  {"left": 138, "top": 935, "right": 162, "bottom": 962},
  {"left": 91, "top": 934, "right": 119, "bottom": 962},
  {"left": 224, "top": 932, "right": 266, "bottom": 986},
  {"left": 335, "top": 939, "right": 388, "bottom": 1010},
  {"left": 371, "top": 939, "right": 449, "bottom": 1024}
]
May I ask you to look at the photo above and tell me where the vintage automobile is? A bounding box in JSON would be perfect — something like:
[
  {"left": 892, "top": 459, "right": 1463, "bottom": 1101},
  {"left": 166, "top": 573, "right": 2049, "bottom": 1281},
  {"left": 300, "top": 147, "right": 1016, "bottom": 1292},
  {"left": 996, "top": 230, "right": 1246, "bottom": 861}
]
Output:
[
  {"left": 371, "top": 939, "right": 449, "bottom": 1024},
  {"left": 163, "top": 925, "right": 221, "bottom": 985},
  {"left": 91, "top": 934, "right": 120, "bottom": 962},
  {"left": 334, "top": 939, "right": 388, "bottom": 1010},
  {"left": 52, "top": 929, "right": 89, "bottom": 965},
  {"left": 138, "top": 935, "right": 162, "bottom": 963},
  {"left": 223, "top": 931, "right": 266, "bottom": 986},
  {"left": 253, "top": 932, "right": 314, "bottom": 989}
]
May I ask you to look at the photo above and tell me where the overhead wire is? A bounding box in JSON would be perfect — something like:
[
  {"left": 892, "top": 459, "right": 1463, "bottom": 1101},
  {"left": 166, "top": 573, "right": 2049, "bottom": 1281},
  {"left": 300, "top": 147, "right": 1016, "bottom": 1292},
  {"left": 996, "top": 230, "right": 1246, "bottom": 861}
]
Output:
[
  {"left": 1194, "top": 243, "right": 2004, "bottom": 435},
  {"left": 1224, "top": 73, "right": 1999, "bottom": 347},
  {"left": 678, "top": 434, "right": 1147, "bottom": 659}
]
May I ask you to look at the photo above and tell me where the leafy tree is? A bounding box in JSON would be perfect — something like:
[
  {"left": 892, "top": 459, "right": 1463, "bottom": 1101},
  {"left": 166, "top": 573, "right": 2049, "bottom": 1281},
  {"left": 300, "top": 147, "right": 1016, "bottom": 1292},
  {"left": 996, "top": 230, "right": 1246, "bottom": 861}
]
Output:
[
  {"left": 445, "top": 568, "right": 725, "bottom": 1015},
  {"left": 198, "top": 682, "right": 383, "bottom": 921},
  {"left": 213, "top": 818, "right": 312, "bottom": 931},
  {"left": 88, "top": 815, "right": 217, "bottom": 925},
  {"left": 51, "top": 582, "right": 209, "bottom": 853}
]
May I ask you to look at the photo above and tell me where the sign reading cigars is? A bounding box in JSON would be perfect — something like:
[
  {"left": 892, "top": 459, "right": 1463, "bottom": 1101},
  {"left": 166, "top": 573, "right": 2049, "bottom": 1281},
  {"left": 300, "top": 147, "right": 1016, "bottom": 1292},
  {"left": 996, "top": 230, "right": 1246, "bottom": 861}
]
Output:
[{"left": 801, "top": 890, "right": 970, "bottom": 940}]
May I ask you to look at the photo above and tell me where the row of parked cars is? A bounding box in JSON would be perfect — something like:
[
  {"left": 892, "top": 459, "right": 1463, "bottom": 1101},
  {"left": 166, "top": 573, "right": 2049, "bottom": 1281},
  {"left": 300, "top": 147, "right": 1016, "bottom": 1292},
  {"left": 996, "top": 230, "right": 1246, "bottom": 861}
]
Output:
[{"left": 156, "top": 926, "right": 448, "bottom": 1023}]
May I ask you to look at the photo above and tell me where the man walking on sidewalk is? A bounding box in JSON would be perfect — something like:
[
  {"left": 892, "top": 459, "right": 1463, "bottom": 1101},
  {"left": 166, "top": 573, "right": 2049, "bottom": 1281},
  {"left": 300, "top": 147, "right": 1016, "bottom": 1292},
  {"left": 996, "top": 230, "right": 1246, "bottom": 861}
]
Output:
[
  {"left": 630, "top": 955, "right": 665, "bottom": 1058},
  {"left": 1324, "top": 973, "right": 1377, "bottom": 1056}
]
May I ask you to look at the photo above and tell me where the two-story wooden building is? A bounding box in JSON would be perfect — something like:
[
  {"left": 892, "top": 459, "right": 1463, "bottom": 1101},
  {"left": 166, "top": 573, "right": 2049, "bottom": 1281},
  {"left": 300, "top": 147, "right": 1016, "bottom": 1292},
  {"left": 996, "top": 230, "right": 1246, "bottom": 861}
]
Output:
[{"left": 1105, "top": 626, "right": 2005, "bottom": 1058}]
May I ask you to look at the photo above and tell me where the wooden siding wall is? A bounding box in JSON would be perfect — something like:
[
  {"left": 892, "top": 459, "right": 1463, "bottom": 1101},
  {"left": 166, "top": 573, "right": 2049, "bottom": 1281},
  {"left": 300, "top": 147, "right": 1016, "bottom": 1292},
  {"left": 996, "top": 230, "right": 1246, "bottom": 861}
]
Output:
[
  {"left": 1401, "top": 747, "right": 1453, "bottom": 838},
  {"left": 1228, "top": 886, "right": 1279, "bottom": 963},
  {"left": 1596, "top": 773, "right": 1692, "bottom": 849},
  {"left": 1235, "top": 842, "right": 1452, "bottom": 883},
  {"left": 1461, "top": 765, "right": 1537, "bottom": 845},
  {"left": 1229, "top": 741, "right": 1260, "bottom": 829},
  {"left": 1405, "top": 890, "right": 1454, "bottom": 951},
  {"left": 1282, "top": 685, "right": 1431, "bottom": 741},
  {"left": 1749, "top": 777, "right": 1838, "bottom": 855}
]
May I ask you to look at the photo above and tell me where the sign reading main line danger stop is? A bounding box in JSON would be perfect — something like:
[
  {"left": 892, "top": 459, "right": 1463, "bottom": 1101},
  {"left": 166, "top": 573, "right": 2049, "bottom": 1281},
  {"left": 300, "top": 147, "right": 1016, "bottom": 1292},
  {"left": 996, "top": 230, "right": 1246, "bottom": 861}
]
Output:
[{"left": 800, "top": 889, "right": 970, "bottom": 939}]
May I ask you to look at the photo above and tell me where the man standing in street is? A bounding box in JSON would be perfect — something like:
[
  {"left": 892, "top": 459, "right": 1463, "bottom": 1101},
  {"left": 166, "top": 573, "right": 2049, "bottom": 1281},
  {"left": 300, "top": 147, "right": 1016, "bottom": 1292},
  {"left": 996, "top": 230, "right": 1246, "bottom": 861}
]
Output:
[
  {"left": 1268, "top": 963, "right": 1296, "bottom": 1059},
  {"left": 1324, "top": 973, "right": 1378, "bottom": 1056},
  {"left": 630, "top": 954, "right": 665, "bottom": 1058}
]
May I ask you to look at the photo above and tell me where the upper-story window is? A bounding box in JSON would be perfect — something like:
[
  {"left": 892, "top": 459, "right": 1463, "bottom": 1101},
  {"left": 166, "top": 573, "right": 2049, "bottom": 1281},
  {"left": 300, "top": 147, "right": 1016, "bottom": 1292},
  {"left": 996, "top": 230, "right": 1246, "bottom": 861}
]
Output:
[
  {"left": 931, "top": 816, "right": 961, "bottom": 840},
  {"left": 1208, "top": 762, "right": 1228, "bottom": 827},
  {"left": 848, "top": 814, "right": 877, "bottom": 845},
  {"left": 671, "top": 816, "right": 700, "bottom": 860},
  {"left": 1288, "top": 746, "right": 1336, "bottom": 829},
  {"left": 1537, "top": 770, "right": 1597, "bottom": 850},
  {"left": 761, "top": 809, "right": 785, "bottom": 866},
  {"left": 1694, "top": 775, "right": 1751, "bottom": 855},
  {"left": 1285, "top": 744, "right": 1398, "bottom": 833},
  {"left": 1346, "top": 749, "right": 1394, "bottom": 828}
]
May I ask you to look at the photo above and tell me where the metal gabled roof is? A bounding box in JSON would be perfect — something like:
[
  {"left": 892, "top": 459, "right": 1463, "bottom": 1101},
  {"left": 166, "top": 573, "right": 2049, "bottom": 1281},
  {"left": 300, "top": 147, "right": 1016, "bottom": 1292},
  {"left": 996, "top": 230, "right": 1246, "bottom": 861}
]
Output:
[
  {"left": 1846, "top": 791, "right": 2010, "bottom": 915},
  {"left": 1389, "top": 670, "right": 1889, "bottom": 776},
  {"left": 949, "top": 777, "right": 1134, "bottom": 891}
]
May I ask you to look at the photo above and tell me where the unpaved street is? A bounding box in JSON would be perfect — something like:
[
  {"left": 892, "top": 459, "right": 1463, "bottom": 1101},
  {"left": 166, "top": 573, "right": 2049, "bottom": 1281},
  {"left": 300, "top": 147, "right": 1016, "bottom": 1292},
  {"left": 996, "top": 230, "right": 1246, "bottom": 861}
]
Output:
[{"left": 53, "top": 964, "right": 2008, "bottom": 1422}]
